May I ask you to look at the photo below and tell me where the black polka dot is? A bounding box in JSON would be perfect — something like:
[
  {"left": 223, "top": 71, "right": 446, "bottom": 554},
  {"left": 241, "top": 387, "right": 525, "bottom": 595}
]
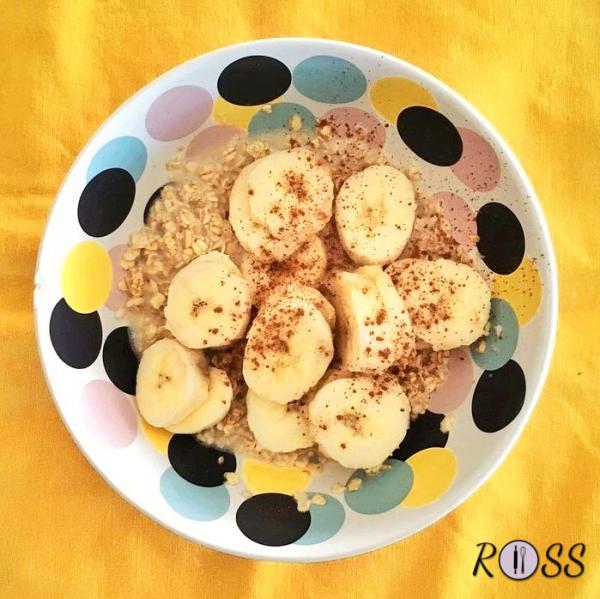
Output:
[
  {"left": 472, "top": 360, "right": 526, "bottom": 432},
  {"left": 168, "top": 435, "right": 236, "bottom": 487},
  {"left": 144, "top": 184, "right": 167, "bottom": 223},
  {"left": 102, "top": 327, "right": 139, "bottom": 395},
  {"left": 78, "top": 168, "right": 135, "bottom": 237},
  {"left": 397, "top": 106, "right": 463, "bottom": 166},
  {"left": 476, "top": 202, "right": 525, "bottom": 274},
  {"left": 236, "top": 493, "right": 311, "bottom": 546},
  {"left": 49, "top": 299, "right": 102, "bottom": 369},
  {"left": 392, "top": 410, "right": 448, "bottom": 461},
  {"left": 217, "top": 56, "right": 292, "bottom": 106}
]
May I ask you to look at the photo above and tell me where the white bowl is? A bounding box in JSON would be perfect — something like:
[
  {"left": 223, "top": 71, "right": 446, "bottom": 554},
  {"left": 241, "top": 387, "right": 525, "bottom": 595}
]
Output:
[{"left": 34, "top": 38, "right": 558, "bottom": 562}]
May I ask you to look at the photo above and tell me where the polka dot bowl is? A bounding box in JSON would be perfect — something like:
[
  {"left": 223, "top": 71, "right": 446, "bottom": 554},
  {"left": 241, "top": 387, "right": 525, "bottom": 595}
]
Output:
[{"left": 34, "top": 38, "right": 557, "bottom": 561}]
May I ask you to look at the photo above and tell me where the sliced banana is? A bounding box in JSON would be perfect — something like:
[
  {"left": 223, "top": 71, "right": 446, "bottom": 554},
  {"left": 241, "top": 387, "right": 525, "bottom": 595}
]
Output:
[
  {"left": 356, "top": 264, "right": 414, "bottom": 359},
  {"left": 392, "top": 258, "right": 491, "bottom": 350},
  {"left": 331, "top": 267, "right": 413, "bottom": 372},
  {"left": 243, "top": 293, "right": 334, "bottom": 405},
  {"left": 164, "top": 252, "right": 251, "bottom": 349},
  {"left": 246, "top": 390, "right": 313, "bottom": 453},
  {"left": 240, "top": 237, "right": 327, "bottom": 305},
  {"left": 247, "top": 148, "right": 333, "bottom": 243},
  {"left": 384, "top": 257, "right": 419, "bottom": 282},
  {"left": 229, "top": 149, "right": 334, "bottom": 262},
  {"left": 335, "top": 165, "right": 416, "bottom": 265},
  {"left": 229, "top": 161, "right": 295, "bottom": 262},
  {"left": 136, "top": 338, "right": 209, "bottom": 427},
  {"left": 263, "top": 283, "right": 336, "bottom": 329},
  {"left": 331, "top": 270, "right": 383, "bottom": 372},
  {"left": 299, "top": 286, "right": 336, "bottom": 330},
  {"left": 166, "top": 368, "right": 233, "bottom": 434},
  {"left": 308, "top": 374, "right": 410, "bottom": 469}
]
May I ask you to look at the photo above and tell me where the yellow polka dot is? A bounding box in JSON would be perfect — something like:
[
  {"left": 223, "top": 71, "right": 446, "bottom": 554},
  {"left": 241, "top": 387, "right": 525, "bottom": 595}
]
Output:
[
  {"left": 370, "top": 77, "right": 438, "bottom": 123},
  {"left": 141, "top": 419, "right": 172, "bottom": 454},
  {"left": 401, "top": 448, "right": 457, "bottom": 508},
  {"left": 61, "top": 241, "right": 112, "bottom": 313},
  {"left": 212, "top": 96, "right": 263, "bottom": 130},
  {"left": 493, "top": 257, "right": 542, "bottom": 325},
  {"left": 242, "top": 459, "right": 311, "bottom": 495}
]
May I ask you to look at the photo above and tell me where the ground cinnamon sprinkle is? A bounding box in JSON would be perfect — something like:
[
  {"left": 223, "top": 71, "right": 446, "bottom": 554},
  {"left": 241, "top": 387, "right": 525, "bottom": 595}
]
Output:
[
  {"left": 399, "top": 194, "right": 474, "bottom": 266},
  {"left": 242, "top": 239, "right": 326, "bottom": 305},
  {"left": 244, "top": 301, "right": 307, "bottom": 373},
  {"left": 284, "top": 170, "right": 308, "bottom": 201},
  {"left": 336, "top": 412, "right": 362, "bottom": 433}
]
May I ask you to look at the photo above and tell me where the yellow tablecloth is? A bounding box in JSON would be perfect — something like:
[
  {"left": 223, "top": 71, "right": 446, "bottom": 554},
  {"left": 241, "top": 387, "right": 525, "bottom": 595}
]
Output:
[{"left": 2, "top": 1, "right": 598, "bottom": 597}]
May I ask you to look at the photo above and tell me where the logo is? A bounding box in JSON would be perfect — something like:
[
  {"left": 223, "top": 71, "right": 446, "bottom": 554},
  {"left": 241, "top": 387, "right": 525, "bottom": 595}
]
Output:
[
  {"left": 473, "top": 540, "right": 586, "bottom": 579},
  {"left": 498, "top": 540, "right": 539, "bottom": 580}
]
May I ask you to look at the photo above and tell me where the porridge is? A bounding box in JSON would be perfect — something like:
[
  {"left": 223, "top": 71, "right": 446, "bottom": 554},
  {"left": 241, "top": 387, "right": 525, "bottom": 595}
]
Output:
[{"left": 122, "top": 119, "right": 491, "bottom": 472}]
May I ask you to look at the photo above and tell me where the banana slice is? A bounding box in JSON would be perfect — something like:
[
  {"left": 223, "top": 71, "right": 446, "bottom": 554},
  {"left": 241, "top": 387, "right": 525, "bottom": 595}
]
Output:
[
  {"left": 331, "top": 267, "right": 413, "bottom": 372},
  {"left": 384, "top": 258, "right": 419, "bottom": 282},
  {"left": 247, "top": 148, "right": 333, "bottom": 243},
  {"left": 298, "top": 286, "right": 336, "bottom": 330},
  {"left": 243, "top": 293, "right": 334, "bottom": 405},
  {"left": 392, "top": 258, "right": 491, "bottom": 350},
  {"left": 166, "top": 368, "right": 233, "bottom": 434},
  {"left": 263, "top": 283, "right": 336, "bottom": 329},
  {"left": 335, "top": 165, "right": 416, "bottom": 265},
  {"left": 356, "top": 264, "right": 414, "bottom": 359},
  {"left": 331, "top": 270, "right": 384, "bottom": 372},
  {"left": 164, "top": 252, "right": 251, "bottom": 349},
  {"left": 229, "top": 161, "right": 295, "bottom": 262},
  {"left": 240, "top": 237, "right": 327, "bottom": 305},
  {"left": 229, "top": 149, "right": 334, "bottom": 262},
  {"left": 136, "top": 338, "right": 209, "bottom": 427},
  {"left": 246, "top": 390, "right": 313, "bottom": 452},
  {"left": 308, "top": 374, "right": 410, "bottom": 469}
]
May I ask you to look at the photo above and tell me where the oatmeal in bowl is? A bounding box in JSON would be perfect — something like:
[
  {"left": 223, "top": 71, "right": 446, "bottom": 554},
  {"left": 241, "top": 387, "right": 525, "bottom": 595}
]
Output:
[
  {"left": 36, "top": 39, "right": 555, "bottom": 560},
  {"left": 121, "top": 120, "right": 492, "bottom": 474}
]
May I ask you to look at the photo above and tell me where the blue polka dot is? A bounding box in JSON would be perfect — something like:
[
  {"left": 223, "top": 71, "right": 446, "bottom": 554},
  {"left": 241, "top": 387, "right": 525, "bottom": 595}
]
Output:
[
  {"left": 248, "top": 102, "right": 316, "bottom": 137},
  {"left": 87, "top": 136, "right": 147, "bottom": 182},
  {"left": 293, "top": 56, "right": 367, "bottom": 104},
  {"left": 470, "top": 298, "right": 519, "bottom": 371},
  {"left": 160, "top": 468, "right": 230, "bottom": 521},
  {"left": 345, "top": 459, "right": 413, "bottom": 515},
  {"left": 295, "top": 494, "right": 345, "bottom": 545}
]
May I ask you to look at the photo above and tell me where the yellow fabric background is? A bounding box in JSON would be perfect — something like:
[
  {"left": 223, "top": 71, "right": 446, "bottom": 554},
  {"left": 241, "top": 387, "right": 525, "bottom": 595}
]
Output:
[{"left": 1, "top": 0, "right": 598, "bottom": 596}]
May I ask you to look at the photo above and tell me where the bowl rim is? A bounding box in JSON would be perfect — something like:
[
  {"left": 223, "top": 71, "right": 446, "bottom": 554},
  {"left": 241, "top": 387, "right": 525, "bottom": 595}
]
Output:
[{"left": 33, "top": 36, "right": 559, "bottom": 562}]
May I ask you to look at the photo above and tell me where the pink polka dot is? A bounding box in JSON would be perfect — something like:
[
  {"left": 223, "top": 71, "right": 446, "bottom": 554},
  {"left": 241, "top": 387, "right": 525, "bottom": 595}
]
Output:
[
  {"left": 185, "top": 125, "right": 243, "bottom": 161},
  {"left": 82, "top": 380, "right": 137, "bottom": 448},
  {"left": 433, "top": 192, "right": 477, "bottom": 249},
  {"left": 451, "top": 128, "right": 500, "bottom": 191},
  {"left": 145, "top": 86, "right": 212, "bottom": 141},
  {"left": 428, "top": 348, "right": 474, "bottom": 414},
  {"left": 106, "top": 245, "right": 127, "bottom": 311},
  {"left": 321, "top": 107, "right": 385, "bottom": 148}
]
